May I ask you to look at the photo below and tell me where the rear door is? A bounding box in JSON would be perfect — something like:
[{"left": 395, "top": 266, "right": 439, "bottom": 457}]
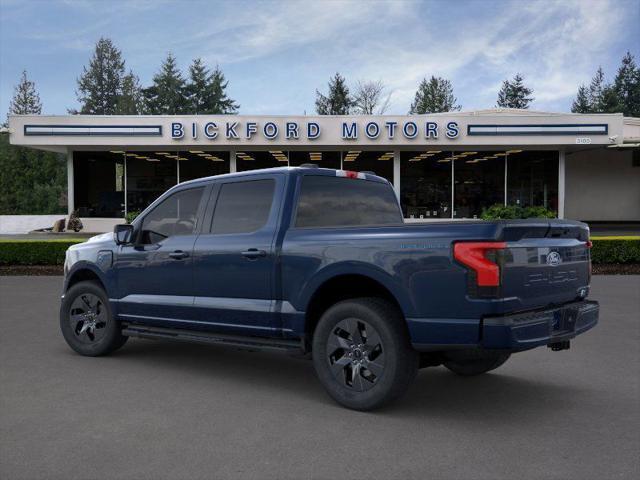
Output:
[{"left": 191, "top": 174, "right": 285, "bottom": 335}]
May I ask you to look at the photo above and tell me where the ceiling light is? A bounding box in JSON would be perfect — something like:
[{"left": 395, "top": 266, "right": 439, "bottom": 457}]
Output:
[
  {"left": 110, "top": 150, "right": 125, "bottom": 154},
  {"left": 135, "top": 156, "right": 148, "bottom": 159},
  {"left": 155, "top": 152, "right": 170, "bottom": 155},
  {"left": 146, "top": 158, "right": 160, "bottom": 162},
  {"left": 427, "top": 150, "right": 442, "bottom": 154},
  {"left": 189, "top": 150, "right": 204, "bottom": 154},
  {"left": 125, "top": 153, "right": 137, "bottom": 157},
  {"left": 507, "top": 150, "right": 523, "bottom": 154}
]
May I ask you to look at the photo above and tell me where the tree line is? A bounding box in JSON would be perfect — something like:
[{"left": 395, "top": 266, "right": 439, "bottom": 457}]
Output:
[
  {"left": 314, "top": 53, "right": 638, "bottom": 116},
  {"left": 4, "top": 36, "right": 639, "bottom": 119},
  {"left": 71, "top": 37, "right": 239, "bottom": 115}
]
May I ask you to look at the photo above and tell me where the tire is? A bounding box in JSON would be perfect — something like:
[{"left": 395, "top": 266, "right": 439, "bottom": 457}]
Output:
[
  {"left": 442, "top": 350, "right": 510, "bottom": 376},
  {"left": 312, "top": 298, "right": 418, "bottom": 411},
  {"left": 60, "top": 280, "right": 128, "bottom": 356}
]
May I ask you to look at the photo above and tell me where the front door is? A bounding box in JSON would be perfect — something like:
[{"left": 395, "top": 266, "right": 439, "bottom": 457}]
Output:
[
  {"left": 115, "top": 185, "right": 208, "bottom": 325},
  {"left": 191, "top": 174, "right": 284, "bottom": 335}
]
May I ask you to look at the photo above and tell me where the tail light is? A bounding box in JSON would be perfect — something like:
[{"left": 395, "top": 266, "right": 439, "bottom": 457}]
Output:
[{"left": 454, "top": 241, "right": 507, "bottom": 287}]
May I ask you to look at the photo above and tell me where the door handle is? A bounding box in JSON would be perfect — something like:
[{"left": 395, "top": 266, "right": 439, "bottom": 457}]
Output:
[
  {"left": 168, "top": 250, "right": 189, "bottom": 260},
  {"left": 241, "top": 248, "right": 267, "bottom": 259}
]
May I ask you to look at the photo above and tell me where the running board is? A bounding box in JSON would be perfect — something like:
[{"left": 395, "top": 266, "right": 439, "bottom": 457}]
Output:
[{"left": 122, "top": 324, "right": 305, "bottom": 354}]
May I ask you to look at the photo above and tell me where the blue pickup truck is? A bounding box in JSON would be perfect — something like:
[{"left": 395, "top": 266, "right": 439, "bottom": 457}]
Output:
[{"left": 60, "top": 165, "right": 598, "bottom": 410}]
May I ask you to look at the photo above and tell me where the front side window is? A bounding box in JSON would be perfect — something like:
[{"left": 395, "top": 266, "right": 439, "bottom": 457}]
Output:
[
  {"left": 211, "top": 179, "right": 276, "bottom": 234},
  {"left": 140, "top": 187, "right": 204, "bottom": 243},
  {"left": 295, "top": 175, "right": 402, "bottom": 228}
]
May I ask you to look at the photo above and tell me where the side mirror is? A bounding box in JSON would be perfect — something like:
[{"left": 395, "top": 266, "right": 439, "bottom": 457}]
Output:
[{"left": 114, "top": 224, "right": 134, "bottom": 245}]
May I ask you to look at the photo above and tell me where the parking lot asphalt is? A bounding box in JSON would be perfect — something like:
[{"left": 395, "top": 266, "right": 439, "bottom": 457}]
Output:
[{"left": 1, "top": 275, "right": 639, "bottom": 480}]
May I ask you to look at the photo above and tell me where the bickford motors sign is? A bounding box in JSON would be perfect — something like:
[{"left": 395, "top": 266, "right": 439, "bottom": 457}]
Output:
[{"left": 171, "top": 119, "right": 461, "bottom": 141}]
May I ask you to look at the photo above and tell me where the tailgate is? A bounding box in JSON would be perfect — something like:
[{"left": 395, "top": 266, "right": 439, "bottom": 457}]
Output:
[{"left": 499, "top": 220, "right": 591, "bottom": 310}]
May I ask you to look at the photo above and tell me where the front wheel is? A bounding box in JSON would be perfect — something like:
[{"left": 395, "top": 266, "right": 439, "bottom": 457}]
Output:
[
  {"left": 60, "top": 280, "right": 128, "bottom": 356},
  {"left": 312, "top": 298, "right": 418, "bottom": 411}
]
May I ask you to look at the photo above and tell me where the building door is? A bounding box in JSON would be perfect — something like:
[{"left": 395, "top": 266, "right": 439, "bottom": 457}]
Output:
[
  {"left": 190, "top": 174, "right": 284, "bottom": 335},
  {"left": 114, "top": 185, "right": 208, "bottom": 324}
]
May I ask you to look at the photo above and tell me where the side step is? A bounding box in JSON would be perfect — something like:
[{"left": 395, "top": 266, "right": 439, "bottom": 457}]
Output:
[{"left": 122, "top": 323, "right": 305, "bottom": 354}]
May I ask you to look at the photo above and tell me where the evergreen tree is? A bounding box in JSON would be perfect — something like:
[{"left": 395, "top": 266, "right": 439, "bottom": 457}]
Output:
[
  {"left": 116, "top": 71, "right": 144, "bottom": 115},
  {"left": 409, "top": 76, "right": 460, "bottom": 114},
  {"left": 496, "top": 74, "right": 534, "bottom": 109},
  {"left": 186, "top": 58, "right": 209, "bottom": 114},
  {"left": 143, "top": 53, "right": 188, "bottom": 114},
  {"left": 571, "top": 85, "right": 591, "bottom": 113},
  {"left": 207, "top": 65, "right": 239, "bottom": 114},
  {"left": 185, "top": 59, "right": 239, "bottom": 114},
  {"left": 315, "top": 73, "right": 353, "bottom": 115},
  {"left": 75, "top": 37, "right": 126, "bottom": 114},
  {"left": 1, "top": 71, "right": 66, "bottom": 214},
  {"left": 587, "top": 67, "right": 607, "bottom": 112},
  {"left": 8, "top": 70, "right": 42, "bottom": 116},
  {"left": 613, "top": 51, "right": 640, "bottom": 117}
]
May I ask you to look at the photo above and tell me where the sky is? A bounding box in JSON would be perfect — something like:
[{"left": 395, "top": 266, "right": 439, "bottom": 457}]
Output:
[{"left": 0, "top": 0, "right": 638, "bottom": 117}]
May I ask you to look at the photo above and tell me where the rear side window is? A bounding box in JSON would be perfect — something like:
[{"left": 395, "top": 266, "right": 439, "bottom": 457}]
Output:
[
  {"left": 211, "top": 179, "right": 275, "bottom": 234},
  {"left": 141, "top": 187, "right": 204, "bottom": 243},
  {"left": 295, "top": 176, "right": 402, "bottom": 228}
]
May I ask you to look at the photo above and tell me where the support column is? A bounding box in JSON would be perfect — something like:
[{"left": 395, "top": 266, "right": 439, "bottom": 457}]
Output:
[
  {"left": 558, "top": 149, "right": 566, "bottom": 219},
  {"left": 230, "top": 150, "right": 237, "bottom": 173},
  {"left": 393, "top": 150, "right": 400, "bottom": 200},
  {"left": 123, "top": 154, "right": 128, "bottom": 218},
  {"left": 451, "top": 154, "right": 455, "bottom": 219},
  {"left": 504, "top": 154, "right": 508, "bottom": 206},
  {"left": 66, "top": 149, "right": 74, "bottom": 216}
]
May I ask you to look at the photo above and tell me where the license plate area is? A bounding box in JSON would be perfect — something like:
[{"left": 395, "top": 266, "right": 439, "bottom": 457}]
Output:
[{"left": 552, "top": 306, "right": 579, "bottom": 333}]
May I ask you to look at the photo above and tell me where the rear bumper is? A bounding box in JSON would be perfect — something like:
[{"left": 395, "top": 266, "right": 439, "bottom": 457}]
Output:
[
  {"left": 408, "top": 300, "right": 599, "bottom": 352},
  {"left": 482, "top": 300, "right": 599, "bottom": 351}
]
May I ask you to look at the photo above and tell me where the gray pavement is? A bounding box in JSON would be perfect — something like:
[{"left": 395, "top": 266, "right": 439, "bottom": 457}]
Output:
[{"left": 1, "top": 276, "right": 639, "bottom": 480}]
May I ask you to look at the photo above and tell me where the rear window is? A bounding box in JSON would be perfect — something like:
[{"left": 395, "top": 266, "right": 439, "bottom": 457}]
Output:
[{"left": 295, "top": 175, "right": 402, "bottom": 228}]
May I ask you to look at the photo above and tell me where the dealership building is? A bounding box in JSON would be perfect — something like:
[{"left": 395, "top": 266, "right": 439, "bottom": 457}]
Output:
[{"left": 6, "top": 109, "right": 640, "bottom": 232}]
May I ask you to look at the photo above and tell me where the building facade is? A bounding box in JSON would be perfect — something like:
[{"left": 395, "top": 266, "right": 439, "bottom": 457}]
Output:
[{"left": 7, "top": 109, "right": 640, "bottom": 231}]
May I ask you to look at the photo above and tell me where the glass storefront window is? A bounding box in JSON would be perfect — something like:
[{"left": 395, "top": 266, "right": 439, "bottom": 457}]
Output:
[
  {"left": 73, "top": 151, "right": 124, "bottom": 218},
  {"left": 342, "top": 150, "right": 394, "bottom": 183},
  {"left": 453, "top": 151, "right": 505, "bottom": 218},
  {"left": 236, "top": 151, "right": 287, "bottom": 171},
  {"left": 507, "top": 150, "right": 558, "bottom": 212},
  {"left": 125, "top": 152, "right": 177, "bottom": 214},
  {"left": 176, "top": 150, "right": 229, "bottom": 183},
  {"left": 400, "top": 151, "right": 452, "bottom": 219},
  {"left": 289, "top": 151, "right": 340, "bottom": 169}
]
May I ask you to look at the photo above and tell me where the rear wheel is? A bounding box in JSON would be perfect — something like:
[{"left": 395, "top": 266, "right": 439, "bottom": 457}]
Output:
[
  {"left": 60, "top": 280, "right": 127, "bottom": 356},
  {"left": 312, "top": 298, "right": 418, "bottom": 411},
  {"left": 443, "top": 350, "right": 510, "bottom": 376}
]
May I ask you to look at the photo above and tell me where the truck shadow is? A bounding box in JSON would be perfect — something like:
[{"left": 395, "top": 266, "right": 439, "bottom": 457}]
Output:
[{"left": 112, "top": 338, "right": 587, "bottom": 422}]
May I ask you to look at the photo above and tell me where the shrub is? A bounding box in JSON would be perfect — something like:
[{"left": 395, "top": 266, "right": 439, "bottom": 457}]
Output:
[
  {"left": 126, "top": 210, "right": 141, "bottom": 224},
  {"left": 591, "top": 237, "right": 640, "bottom": 264},
  {"left": 0, "top": 239, "right": 84, "bottom": 265},
  {"left": 481, "top": 204, "right": 556, "bottom": 220}
]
